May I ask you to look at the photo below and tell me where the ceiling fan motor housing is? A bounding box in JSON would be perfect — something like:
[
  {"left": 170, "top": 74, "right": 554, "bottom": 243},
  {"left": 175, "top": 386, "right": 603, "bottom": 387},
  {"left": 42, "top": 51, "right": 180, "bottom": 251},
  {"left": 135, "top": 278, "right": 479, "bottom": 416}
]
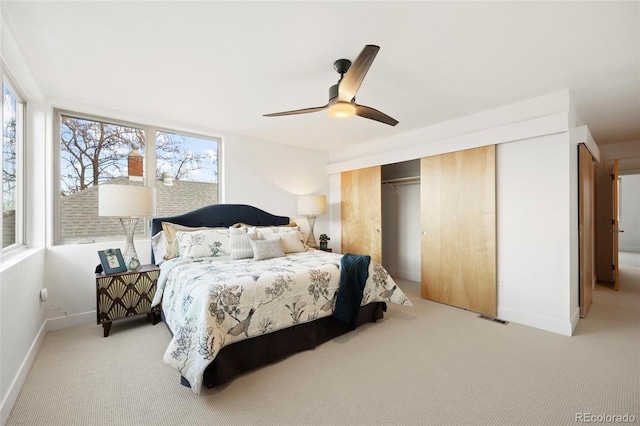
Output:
[{"left": 333, "top": 59, "right": 351, "bottom": 75}]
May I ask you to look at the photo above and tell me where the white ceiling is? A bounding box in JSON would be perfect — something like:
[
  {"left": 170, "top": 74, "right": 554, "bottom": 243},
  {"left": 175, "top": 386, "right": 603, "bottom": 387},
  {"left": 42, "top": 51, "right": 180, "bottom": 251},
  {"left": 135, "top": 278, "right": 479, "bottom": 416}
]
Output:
[{"left": 3, "top": 1, "right": 639, "bottom": 152}]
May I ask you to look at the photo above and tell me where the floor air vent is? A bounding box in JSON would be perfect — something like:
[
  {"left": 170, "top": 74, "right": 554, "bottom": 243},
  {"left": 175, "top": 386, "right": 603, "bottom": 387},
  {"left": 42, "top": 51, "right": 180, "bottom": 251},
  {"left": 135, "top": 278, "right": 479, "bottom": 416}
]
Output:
[{"left": 478, "top": 314, "right": 509, "bottom": 325}]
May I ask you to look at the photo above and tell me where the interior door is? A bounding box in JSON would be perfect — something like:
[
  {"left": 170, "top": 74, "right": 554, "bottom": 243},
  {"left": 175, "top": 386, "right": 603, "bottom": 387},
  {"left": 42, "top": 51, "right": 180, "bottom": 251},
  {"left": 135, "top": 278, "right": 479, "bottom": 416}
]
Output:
[
  {"left": 579, "top": 144, "right": 595, "bottom": 317},
  {"left": 612, "top": 159, "right": 621, "bottom": 291},
  {"left": 421, "top": 145, "right": 497, "bottom": 316},
  {"left": 341, "top": 166, "right": 382, "bottom": 264}
]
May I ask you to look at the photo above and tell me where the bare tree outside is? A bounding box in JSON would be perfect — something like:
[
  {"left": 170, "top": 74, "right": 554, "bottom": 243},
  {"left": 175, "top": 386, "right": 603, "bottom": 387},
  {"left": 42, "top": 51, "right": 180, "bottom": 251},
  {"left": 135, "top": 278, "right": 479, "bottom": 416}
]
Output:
[
  {"left": 3, "top": 83, "right": 18, "bottom": 248},
  {"left": 156, "top": 131, "right": 218, "bottom": 183},
  {"left": 60, "top": 116, "right": 145, "bottom": 196},
  {"left": 60, "top": 117, "right": 218, "bottom": 196},
  {"left": 2, "top": 117, "right": 16, "bottom": 210}
]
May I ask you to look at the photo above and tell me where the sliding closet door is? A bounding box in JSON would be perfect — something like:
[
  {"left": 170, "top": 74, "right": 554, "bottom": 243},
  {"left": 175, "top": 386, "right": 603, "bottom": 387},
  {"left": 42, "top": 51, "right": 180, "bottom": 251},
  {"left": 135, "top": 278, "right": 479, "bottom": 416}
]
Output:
[
  {"left": 421, "top": 145, "right": 496, "bottom": 316},
  {"left": 341, "top": 166, "right": 382, "bottom": 263}
]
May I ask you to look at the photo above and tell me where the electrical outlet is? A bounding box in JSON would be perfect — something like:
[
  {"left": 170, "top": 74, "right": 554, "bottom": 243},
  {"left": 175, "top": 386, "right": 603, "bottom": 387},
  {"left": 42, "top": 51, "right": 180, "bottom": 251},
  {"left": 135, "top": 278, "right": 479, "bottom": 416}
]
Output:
[{"left": 40, "top": 288, "right": 49, "bottom": 302}]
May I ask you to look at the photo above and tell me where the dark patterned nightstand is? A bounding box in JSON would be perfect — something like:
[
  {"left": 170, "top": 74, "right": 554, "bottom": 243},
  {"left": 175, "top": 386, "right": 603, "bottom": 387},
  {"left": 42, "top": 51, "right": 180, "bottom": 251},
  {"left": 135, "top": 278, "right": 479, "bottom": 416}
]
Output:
[
  {"left": 95, "top": 264, "right": 161, "bottom": 337},
  {"left": 319, "top": 247, "right": 333, "bottom": 252}
]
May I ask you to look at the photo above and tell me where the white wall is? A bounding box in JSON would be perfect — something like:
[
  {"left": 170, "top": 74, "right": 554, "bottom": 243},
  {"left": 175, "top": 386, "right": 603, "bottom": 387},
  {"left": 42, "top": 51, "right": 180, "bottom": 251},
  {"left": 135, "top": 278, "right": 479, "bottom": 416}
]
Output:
[
  {"left": 328, "top": 90, "right": 579, "bottom": 336},
  {"left": 619, "top": 174, "right": 640, "bottom": 252},
  {"left": 0, "top": 12, "right": 48, "bottom": 423},
  {"left": 496, "top": 134, "right": 574, "bottom": 335}
]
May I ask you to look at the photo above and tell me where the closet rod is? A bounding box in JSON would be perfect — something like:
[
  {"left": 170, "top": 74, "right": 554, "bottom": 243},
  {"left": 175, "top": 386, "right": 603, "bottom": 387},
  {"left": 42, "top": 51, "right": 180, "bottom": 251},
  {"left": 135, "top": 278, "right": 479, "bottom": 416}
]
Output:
[{"left": 382, "top": 176, "right": 420, "bottom": 185}]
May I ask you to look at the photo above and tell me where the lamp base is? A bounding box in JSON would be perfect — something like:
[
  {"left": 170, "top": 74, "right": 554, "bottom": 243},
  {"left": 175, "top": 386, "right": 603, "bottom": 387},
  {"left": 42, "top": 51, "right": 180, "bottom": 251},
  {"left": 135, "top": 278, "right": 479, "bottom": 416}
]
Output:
[
  {"left": 120, "top": 218, "right": 141, "bottom": 271},
  {"left": 305, "top": 215, "right": 318, "bottom": 248}
]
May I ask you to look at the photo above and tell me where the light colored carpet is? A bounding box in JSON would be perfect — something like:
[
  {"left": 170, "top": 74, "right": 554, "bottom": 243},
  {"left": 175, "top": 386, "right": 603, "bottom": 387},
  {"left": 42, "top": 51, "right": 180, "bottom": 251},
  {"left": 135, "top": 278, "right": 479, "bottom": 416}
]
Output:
[{"left": 7, "top": 258, "right": 640, "bottom": 426}]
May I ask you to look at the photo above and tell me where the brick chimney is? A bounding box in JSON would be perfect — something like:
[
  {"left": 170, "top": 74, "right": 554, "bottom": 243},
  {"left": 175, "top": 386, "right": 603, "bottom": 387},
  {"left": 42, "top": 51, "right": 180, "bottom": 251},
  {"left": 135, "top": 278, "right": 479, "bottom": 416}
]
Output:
[{"left": 128, "top": 145, "right": 143, "bottom": 181}]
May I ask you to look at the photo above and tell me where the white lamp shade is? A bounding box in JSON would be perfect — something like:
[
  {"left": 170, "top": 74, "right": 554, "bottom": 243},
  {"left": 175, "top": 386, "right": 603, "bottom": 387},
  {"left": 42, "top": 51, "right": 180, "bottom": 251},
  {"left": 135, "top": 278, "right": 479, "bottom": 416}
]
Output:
[
  {"left": 99, "top": 184, "right": 156, "bottom": 217},
  {"left": 297, "top": 195, "right": 327, "bottom": 216}
]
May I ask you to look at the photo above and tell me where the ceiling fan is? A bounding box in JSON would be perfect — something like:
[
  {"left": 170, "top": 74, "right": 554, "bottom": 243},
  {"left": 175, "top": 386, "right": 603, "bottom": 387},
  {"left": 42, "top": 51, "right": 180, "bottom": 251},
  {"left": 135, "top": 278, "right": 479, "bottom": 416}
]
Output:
[{"left": 263, "top": 45, "right": 398, "bottom": 126}]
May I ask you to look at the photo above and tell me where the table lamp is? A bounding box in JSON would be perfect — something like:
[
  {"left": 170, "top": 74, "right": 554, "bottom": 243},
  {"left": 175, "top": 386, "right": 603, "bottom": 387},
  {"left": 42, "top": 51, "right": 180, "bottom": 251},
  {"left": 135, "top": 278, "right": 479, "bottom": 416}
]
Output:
[
  {"left": 297, "top": 194, "right": 326, "bottom": 248},
  {"left": 99, "top": 184, "right": 156, "bottom": 270}
]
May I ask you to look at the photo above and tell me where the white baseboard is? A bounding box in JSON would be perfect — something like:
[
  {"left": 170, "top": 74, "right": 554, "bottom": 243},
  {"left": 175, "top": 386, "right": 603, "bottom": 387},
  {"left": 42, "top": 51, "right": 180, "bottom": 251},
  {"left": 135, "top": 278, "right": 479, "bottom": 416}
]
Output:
[
  {"left": 45, "top": 310, "right": 95, "bottom": 332},
  {"left": 570, "top": 306, "right": 581, "bottom": 334},
  {"left": 0, "top": 311, "right": 95, "bottom": 426},
  {"left": 498, "top": 306, "right": 574, "bottom": 336},
  {"left": 0, "top": 321, "right": 47, "bottom": 426}
]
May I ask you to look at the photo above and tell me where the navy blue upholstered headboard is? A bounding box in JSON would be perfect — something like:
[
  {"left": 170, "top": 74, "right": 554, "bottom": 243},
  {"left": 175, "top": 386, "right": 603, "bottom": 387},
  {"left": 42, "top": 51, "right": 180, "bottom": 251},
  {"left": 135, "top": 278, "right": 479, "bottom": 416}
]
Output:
[{"left": 151, "top": 204, "right": 290, "bottom": 263}]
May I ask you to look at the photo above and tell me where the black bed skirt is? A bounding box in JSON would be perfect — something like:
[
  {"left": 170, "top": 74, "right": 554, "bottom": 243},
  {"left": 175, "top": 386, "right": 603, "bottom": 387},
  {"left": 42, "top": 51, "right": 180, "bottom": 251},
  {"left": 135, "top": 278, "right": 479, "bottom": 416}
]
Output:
[{"left": 165, "top": 302, "right": 387, "bottom": 388}]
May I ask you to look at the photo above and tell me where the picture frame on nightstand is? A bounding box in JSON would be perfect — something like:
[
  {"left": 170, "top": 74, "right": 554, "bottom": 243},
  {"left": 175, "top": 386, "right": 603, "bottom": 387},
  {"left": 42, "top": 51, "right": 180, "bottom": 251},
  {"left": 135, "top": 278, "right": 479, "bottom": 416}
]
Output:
[{"left": 97, "top": 248, "right": 127, "bottom": 275}]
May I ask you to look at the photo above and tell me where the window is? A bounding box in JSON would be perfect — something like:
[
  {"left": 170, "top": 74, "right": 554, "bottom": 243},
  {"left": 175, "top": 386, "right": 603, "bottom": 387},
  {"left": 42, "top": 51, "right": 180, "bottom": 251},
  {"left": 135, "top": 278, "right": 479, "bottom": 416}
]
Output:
[
  {"left": 155, "top": 130, "right": 219, "bottom": 218},
  {"left": 57, "top": 111, "right": 220, "bottom": 243},
  {"left": 2, "top": 74, "right": 25, "bottom": 253}
]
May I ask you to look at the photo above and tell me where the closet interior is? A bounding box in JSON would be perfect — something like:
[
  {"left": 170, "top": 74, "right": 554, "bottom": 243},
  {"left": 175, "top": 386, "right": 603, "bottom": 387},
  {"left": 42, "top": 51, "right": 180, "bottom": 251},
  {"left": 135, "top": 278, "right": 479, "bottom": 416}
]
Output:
[{"left": 381, "top": 160, "right": 421, "bottom": 283}]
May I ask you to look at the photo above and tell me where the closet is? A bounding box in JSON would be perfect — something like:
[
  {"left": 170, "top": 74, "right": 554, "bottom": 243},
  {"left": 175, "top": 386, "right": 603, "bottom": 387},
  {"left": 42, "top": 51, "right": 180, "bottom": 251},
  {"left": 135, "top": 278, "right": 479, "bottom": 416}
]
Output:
[
  {"left": 381, "top": 160, "right": 421, "bottom": 283},
  {"left": 341, "top": 145, "right": 497, "bottom": 316}
]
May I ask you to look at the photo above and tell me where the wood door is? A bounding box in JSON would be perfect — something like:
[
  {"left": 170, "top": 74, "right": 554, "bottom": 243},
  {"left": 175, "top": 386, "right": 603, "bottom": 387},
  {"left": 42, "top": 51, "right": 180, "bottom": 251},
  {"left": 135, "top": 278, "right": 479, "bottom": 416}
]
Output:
[
  {"left": 341, "top": 166, "right": 382, "bottom": 264},
  {"left": 579, "top": 144, "right": 595, "bottom": 317},
  {"left": 421, "top": 145, "right": 497, "bottom": 316},
  {"left": 612, "top": 159, "right": 620, "bottom": 291}
]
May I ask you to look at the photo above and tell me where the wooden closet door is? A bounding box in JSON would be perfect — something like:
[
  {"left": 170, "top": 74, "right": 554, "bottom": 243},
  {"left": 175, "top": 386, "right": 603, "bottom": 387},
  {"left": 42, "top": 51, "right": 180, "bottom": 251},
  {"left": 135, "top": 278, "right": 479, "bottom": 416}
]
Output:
[
  {"left": 421, "top": 145, "right": 496, "bottom": 316},
  {"left": 579, "top": 144, "right": 595, "bottom": 317},
  {"left": 612, "top": 159, "right": 620, "bottom": 291},
  {"left": 341, "top": 166, "right": 382, "bottom": 264}
]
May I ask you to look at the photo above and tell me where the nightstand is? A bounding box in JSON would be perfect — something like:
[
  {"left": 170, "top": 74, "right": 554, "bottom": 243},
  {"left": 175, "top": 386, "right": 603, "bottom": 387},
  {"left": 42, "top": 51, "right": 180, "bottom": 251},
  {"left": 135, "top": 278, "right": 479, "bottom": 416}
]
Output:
[
  {"left": 319, "top": 247, "right": 332, "bottom": 252},
  {"left": 95, "top": 264, "right": 161, "bottom": 337}
]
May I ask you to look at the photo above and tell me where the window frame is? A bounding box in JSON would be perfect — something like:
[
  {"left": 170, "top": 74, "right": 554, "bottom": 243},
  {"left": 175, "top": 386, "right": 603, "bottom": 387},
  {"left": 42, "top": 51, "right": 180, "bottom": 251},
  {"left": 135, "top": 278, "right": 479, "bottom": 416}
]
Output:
[
  {"left": 54, "top": 108, "right": 222, "bottom": 245},
  {"left": 1, "top": 69, "right": 26, "bottom": 256}
]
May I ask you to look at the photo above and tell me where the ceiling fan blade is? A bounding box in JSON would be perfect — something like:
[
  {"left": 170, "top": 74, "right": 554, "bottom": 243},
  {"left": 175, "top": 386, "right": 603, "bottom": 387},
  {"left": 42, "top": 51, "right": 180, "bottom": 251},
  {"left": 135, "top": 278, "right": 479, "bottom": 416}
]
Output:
[
  {"left": 355, "top": 104, "right": 399, "bottom": 126},
  {"left": 338, "top": 45, "right": 380, "bottom": 102},
  {"left": 263, "top": 104, "right": 328, "bottom": 117}
]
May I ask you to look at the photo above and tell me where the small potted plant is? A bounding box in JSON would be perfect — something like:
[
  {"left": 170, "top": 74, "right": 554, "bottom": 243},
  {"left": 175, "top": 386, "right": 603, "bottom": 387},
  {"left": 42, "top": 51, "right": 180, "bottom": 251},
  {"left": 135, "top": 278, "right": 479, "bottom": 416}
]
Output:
[{"left": 318, "top": 234, "right": 330, "bottom": 250}]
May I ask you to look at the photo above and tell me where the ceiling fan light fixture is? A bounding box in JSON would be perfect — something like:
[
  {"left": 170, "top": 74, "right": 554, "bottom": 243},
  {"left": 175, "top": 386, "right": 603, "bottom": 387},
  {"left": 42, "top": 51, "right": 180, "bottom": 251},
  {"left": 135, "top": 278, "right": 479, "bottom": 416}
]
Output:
[{"left": 328, "top": 101, "right": 356, "bottom": 119}]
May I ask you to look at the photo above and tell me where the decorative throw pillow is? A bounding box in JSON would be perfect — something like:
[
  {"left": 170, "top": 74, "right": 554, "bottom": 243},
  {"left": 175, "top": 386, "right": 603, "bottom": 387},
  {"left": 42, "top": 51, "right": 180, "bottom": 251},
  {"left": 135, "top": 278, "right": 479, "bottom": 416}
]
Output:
[
  {"left": 249, "top": 238, "right": 285, "bottom": 261},
  {"left": 175, "top": 229, "right": 230, "bottom": 259},
  {"left": 151, "top": 231, "right": 168, "bottom": 265},
  {"left": 272, "top": 231, "right": 306, "bottom": 253},
  {"left": 229, "top": 227, "right": 258, "bottom": 260},
  {"left": 162, "top": 222, "right": 211, "bottom": 260},
  {"left": 250, "top": 225, "right": 301, "bottom": 240}
]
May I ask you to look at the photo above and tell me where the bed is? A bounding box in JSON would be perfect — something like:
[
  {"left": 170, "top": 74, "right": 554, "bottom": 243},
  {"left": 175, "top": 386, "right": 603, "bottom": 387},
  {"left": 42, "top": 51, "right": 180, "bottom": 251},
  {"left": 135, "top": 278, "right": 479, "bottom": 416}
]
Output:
[{"left": 150, "top": 204, "right": 412, "bottom": 395}]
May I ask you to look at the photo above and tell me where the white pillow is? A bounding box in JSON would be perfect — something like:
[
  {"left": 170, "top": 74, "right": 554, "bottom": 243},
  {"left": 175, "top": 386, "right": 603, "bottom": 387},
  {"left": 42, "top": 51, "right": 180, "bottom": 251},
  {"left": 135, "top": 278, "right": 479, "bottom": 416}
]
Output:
[
  {"left": 229, "top": 227, "right": 258, "bottom": 260},
  {"left": 162, "top": 222, "right": 212, "bottom": 260},
  {"left": 252, "top": 225, "right": 301, "bottom": 241},
  {"left": 249, "top": 238, "right": 285, "bottom": 261},
  {"left": 175, "top": 229, "right": 230, "bottom": 259},
  {"left": 151, "top": 231, "right": 168, "bottom": 265},
  {"left": 276, "top": 231, "right": 306, "bottom": 253}
]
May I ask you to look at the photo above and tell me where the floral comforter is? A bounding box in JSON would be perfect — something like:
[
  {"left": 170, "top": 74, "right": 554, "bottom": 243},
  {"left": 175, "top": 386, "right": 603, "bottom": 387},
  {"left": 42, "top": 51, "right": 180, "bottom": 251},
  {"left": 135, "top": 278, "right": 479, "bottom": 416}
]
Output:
[{"left": 152, "top": 250, "right": 412, "bottom": 394}]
